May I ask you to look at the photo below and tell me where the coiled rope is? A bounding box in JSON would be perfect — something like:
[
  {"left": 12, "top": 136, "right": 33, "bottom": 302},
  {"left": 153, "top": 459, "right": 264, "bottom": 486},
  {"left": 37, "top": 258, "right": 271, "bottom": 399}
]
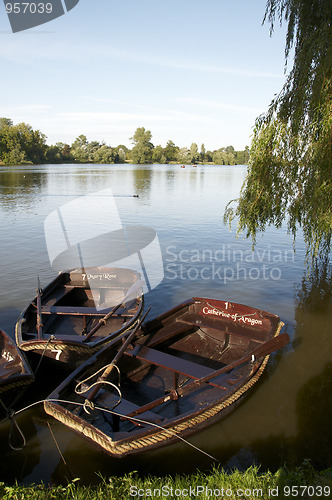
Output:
[{"left": 74, "top": 363, "right": 122, "bottom": 414}]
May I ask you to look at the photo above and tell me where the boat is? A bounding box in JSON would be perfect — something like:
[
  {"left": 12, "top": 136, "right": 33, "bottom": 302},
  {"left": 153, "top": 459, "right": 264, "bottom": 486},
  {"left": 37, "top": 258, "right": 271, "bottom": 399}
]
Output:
[
  {"left": 15, "top": 267, "right": 144, "bottom": 370},
  {"left": 0, "top": 329, "right": 34, "bottom": 418},
  {"left": 44, "top": 297, "right": 288, "bottom": 458}
]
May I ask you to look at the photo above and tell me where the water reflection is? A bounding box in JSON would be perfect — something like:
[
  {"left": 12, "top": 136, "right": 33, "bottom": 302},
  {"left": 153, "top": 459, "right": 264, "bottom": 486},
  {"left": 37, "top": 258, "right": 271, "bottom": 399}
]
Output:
[
  {"left": 0, "top": 168, "right": 45, "bottom": 213},
  {"left": 224, "top": 255, "right": 332, "bottom": 471},
  {"left": 0, "top": 164, "right": 331, "bottom": 484}
]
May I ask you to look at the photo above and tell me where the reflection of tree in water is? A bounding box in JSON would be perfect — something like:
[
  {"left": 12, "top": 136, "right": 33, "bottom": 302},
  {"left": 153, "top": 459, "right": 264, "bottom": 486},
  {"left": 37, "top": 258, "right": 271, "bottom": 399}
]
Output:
[
  {"left": 249, "top": 256, "right": 332, "bottom": 470},
  {"left": 0, "top": 169, "right": 45, "bottom": 212},
  {"left": 295, "top": 255, "right": 332, "bottom": 315},
  {"left": 0, "top": 410, "right": 40, "bottom": 484},
  {"left": 132, "top": 167, "right": 153, "bottom": 198},
  {"left": 293, "top": 255, "right": 332, "bottom": 468},
  {"left": 295, "top": 362, "right": 332, "bottom": 468}
]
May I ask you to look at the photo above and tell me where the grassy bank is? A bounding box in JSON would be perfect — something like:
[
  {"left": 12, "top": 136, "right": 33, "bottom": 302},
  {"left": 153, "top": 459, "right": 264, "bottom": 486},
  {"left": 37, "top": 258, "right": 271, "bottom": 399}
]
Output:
[{"left": 0, "top": 465, "right": 331, "bottom": 499}]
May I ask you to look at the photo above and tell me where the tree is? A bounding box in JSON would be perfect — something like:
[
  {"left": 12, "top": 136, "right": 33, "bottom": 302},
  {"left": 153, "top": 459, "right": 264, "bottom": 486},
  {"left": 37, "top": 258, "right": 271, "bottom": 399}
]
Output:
[
  {"left": 130, "top": 127, "right": 154, "bottom": 164},
  {"left": 234, "top": 146, "right": 249, "bottom": 165},
  {"left": 213, "top": 147, "right": 235, "bottom": 165},
  {"left": 0, "top": 118, "right": 46, "bottom": 165},
  {"left": 0, "top": 120, "right": 24, "bottom": 164},
  {"left": 16, "top": 122, "right": 47, "bottom": 163},
  {"left": 114, "top": 145, "right": 129, "bottom": 163},
  {"left": 200, "top": 143, "right": 206, "bottom": 163},
  {"left": 152, "top": 145, "right": 166, "bottom": 164},
  {"left": 86, "top": 141, "right": 101, "bottom": 162},
  {"left": 71, "top": 135, "right": 89, "bottom": 163},
  {"left": 224, "top": 0, "right": 332, "bottom": 257},
  {"left": 0, "top": 118, "right": 13, "bottom": 129},
  {"left": 164, "top": 140, "right": 178, "bottom": 163},
  {"left": 92, "top": 144, "right": 115, "bottom": 164},
  {"left": 176, "top": 147, "right": 190, "bottom": 164},
  {"left": 189, "top": 143, "right": 199, "bottom": 164}
]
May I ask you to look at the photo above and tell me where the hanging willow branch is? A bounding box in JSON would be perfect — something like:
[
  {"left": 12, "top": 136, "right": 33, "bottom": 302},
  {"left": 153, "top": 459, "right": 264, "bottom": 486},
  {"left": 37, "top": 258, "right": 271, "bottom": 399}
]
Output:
[{"left": 224, "top": 0, "right": 332, "bottom": 258}]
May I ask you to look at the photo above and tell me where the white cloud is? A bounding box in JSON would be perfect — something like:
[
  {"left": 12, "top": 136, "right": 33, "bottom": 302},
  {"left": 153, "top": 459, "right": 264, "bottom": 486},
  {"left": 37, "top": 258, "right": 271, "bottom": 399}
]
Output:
[
  {"left": 57, "top": 108, "right": 211, "bottom": 124},
  {"left": 178, "top": 97, "right": 264, "bottom": 115}
]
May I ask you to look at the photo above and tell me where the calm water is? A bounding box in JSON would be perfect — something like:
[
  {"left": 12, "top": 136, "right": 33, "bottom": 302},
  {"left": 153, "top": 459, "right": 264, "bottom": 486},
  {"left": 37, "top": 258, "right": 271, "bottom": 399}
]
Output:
[{"left": 0, "top": 164, "right": 331, "bottom": 485}]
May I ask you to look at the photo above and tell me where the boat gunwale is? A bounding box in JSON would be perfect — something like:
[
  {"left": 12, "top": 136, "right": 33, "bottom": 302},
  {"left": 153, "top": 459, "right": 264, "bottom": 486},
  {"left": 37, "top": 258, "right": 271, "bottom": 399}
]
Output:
[
  {"left": 43, "top": 296, "right": 284, "bottom": 457},
  {"left": 44, "top": 350, "right": 272, "bottom": 458},
  {"left": 15, "top": 267, "right": 144, "bottom": 354},
  {"left": 0, "top": 329, "right": 34, "bottom": 396}
]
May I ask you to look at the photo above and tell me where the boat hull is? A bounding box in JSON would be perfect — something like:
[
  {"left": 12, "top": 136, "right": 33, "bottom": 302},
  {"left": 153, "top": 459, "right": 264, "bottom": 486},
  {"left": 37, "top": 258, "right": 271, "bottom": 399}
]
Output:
[
  {"left": 0, "top": 329, "right": 34, "bottom": 417},
  {"left": 44, "top": 297, "right": 286, "bottom": 458},
  {"left": 15, "top": 267, "right": 144, "bottom": 370}
]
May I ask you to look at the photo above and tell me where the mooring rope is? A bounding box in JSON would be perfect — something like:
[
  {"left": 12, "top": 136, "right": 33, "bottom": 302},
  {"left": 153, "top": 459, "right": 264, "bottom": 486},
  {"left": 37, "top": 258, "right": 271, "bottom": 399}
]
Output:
[
  {"left": 0, "top": 398, "right": 26, "bottom": 451},
  {"left": 34, "top": 334, "right": 56, "bottom": 375},
  {"left": 47, "top": 421, "right": 74, "bottom": 480},
  {"left": 5, "top": 397, "right": 219, "bottom": 462},
  {"left": 47, "top": 398, "right": 220, "bottom": 463}
]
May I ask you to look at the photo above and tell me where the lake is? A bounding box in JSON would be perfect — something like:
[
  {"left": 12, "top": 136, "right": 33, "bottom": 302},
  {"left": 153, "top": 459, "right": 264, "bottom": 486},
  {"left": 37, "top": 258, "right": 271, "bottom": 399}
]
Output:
[{"left": 0, "top": 163, "right": 331, "bottom": 485}]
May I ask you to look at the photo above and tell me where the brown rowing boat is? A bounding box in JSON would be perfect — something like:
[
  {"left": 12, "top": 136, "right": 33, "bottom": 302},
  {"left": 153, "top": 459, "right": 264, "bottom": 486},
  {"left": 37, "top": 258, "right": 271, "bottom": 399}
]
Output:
[
  {"left": 15, "top": 267, "right": 144, "bottom": 370},
  {"left": 0, "top": 329, "right": 34, "bottom": 418},
  {"left": 44, "top": 297, "right": 288, "bottom": 457}
]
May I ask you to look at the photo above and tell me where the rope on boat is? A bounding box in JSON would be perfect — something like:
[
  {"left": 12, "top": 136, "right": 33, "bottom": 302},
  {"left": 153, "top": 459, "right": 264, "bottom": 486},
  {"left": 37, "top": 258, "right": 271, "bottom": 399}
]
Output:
[
  {"left": 45, "top": 398, "right": 220, "bottom": 463},
  {"left": 0, "top": 354, "right": 271, "bottom": 459},
  {"left": 4, "top": 321, "right": 284, "bottom": 460},
  {"left": 0, "top": 378, "right": 33, "bottom": 395},
  {"left": 47, "top": 421, "right": 74, "bottom": 480},
  {"left": 19, "top": 315, "right": 142, "bottom": 356},
  {"left": 74, "top": 363, "right": 122, "bottom": 413},
  {"left": 4, "top": 396, "right": 219, "bottom": 462},
  {"left": 44, "top": 322, "right": 285, "bottom": 458},
  {"left": 44, "top": 358, "right": 269, "bottom": 459}
]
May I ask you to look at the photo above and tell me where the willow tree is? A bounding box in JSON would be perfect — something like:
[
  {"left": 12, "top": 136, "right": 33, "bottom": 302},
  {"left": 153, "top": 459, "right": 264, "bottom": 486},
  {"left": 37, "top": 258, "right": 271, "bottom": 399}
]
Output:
[{"left": 224, "top": 0, "right": 332, "bottom": 257}]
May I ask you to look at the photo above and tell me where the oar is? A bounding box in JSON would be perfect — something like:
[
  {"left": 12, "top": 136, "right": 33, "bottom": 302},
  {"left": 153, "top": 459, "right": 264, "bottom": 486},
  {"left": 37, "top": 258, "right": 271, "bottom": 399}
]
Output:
[
  {"left": 83, "top": 307, "right": 151, "bottom": 405},
  {"left": 82, "top": 279, "right": 144, "bottom": 343},
  {"left": 125, "top": 331, "right": 289, "bottom": 419},
  {"left": 36, "top": 276, "right": 43, "bottom": 339}
]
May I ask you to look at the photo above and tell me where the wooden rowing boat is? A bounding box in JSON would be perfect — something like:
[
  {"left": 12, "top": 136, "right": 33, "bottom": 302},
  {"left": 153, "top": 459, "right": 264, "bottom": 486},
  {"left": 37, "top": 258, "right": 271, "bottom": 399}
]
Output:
[
  {"left": 44, "top": 297, "right": 288, "bottom": 457},
  {"left": 15, "top": 267, "right": 144, "bottom": 370},
  {"left": 0, "top": 329, "right": 34, "bottom": 418}
]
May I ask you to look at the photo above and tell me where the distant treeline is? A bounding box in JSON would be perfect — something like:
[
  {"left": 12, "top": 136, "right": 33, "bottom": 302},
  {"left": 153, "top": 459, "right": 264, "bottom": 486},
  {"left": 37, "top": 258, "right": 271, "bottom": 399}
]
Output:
[{"left": 0, "top": 119, "right": 249, "bottom": 166}]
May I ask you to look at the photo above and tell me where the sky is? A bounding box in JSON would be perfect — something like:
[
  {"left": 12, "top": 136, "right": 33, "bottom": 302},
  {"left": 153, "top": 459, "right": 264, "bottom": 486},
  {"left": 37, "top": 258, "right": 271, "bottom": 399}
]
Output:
[{"left": 0, "top": 0, "right": 290, "bottom": 151}]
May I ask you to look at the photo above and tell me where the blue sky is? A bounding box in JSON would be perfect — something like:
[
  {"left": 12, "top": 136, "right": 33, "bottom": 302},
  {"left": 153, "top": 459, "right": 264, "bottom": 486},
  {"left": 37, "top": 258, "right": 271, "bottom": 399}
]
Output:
[{"left": 0, "top": 0, "right": 289, "bottom": 151}]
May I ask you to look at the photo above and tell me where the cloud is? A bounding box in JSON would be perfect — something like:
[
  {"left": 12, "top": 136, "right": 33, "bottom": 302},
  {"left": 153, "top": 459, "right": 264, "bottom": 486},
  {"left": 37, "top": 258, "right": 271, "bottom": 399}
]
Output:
[
  {"left": 0, "top": 32, "right": 283, "bottom": 80},
  {"left": 2, "top": 104, "right": 53, "bottom": 113},
  {"left": 57, "top": 106, "right": 211, "bottom": 124},
  {"left": 178, "top": 97, "right": 264, "bottom": 115}
]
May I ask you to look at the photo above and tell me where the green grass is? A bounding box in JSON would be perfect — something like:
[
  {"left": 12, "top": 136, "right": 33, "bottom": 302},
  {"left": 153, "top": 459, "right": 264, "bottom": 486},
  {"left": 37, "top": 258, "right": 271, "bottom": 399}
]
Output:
[{"left": 0, "top": 464, "right": 331, "bottom": 499}]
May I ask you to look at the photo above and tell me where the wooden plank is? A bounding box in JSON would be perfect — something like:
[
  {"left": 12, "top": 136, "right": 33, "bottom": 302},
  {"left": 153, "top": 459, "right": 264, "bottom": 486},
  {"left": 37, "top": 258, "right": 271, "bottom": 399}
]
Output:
[
  {"left": 144, "top": 322, "right": 196, "bottom": 348},
  {"left": 34, "top": 305, "right": 137, "bottom": 317},
  {"left": 179, "top": 313, "right": 266, "bottom": 343},
  {"left": 125, "top": 345, "right": 227, "bottom": 385},
  {"left": 40, "top": 306, "right": 111, "bottom": 316},
  {"left": 43, "top": 286, "right": 75, "bottom": 307}
]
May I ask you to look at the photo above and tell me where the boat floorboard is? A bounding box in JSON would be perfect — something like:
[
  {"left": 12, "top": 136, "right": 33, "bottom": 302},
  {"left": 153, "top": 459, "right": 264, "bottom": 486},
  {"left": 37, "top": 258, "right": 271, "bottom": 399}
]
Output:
[{"left": 96, "top": 391, "right": 164, "bottom": 424}]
